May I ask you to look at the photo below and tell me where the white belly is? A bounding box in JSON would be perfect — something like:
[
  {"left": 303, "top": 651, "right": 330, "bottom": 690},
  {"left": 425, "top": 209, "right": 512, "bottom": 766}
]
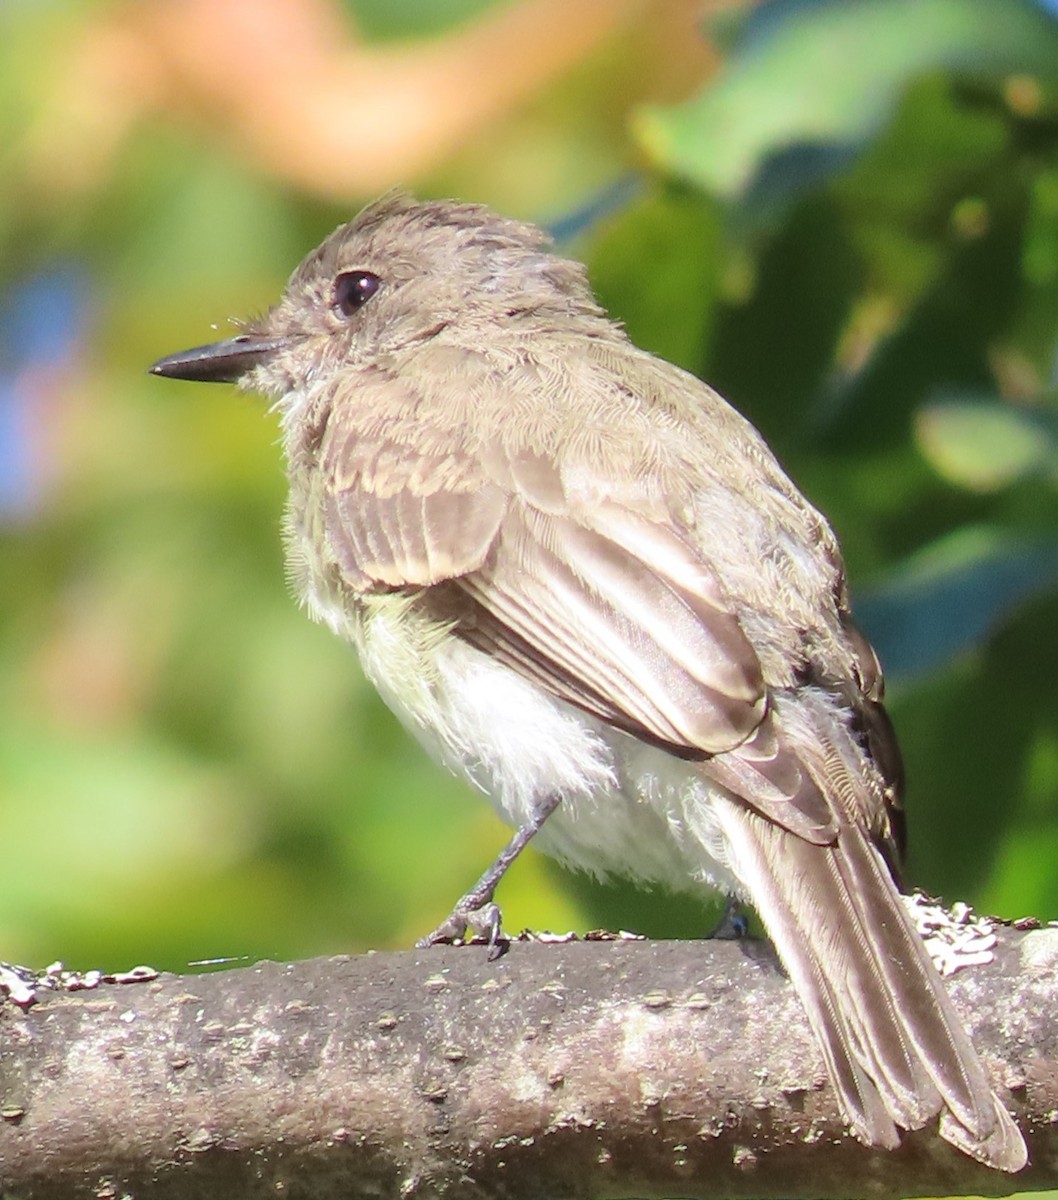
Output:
[{"left": 348, "top": 592, "right": 742, "bottom": 899}]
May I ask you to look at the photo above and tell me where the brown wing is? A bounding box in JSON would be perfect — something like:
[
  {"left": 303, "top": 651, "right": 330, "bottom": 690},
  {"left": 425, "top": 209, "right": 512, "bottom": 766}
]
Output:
[
  {"left": 317, "top": 367, "right": 835, "bottom": 838},
  {"left": 455, "top": 501, "right": 765, "bottom": 754},
  {"left": 320, "top": 412, "right": 508, "bottom": 589}
]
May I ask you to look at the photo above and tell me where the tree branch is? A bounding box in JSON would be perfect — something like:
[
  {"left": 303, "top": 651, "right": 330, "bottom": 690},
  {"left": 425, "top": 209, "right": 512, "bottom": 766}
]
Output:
[{"left": 2, "top": 927, "right": 1057, "bottom": 1198}]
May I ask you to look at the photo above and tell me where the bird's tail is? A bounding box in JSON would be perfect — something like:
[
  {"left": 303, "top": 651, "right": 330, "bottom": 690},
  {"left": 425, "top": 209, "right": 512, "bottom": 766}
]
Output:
[{"left": 714, "top": 797, "right": 1026, "bottom": 1170}]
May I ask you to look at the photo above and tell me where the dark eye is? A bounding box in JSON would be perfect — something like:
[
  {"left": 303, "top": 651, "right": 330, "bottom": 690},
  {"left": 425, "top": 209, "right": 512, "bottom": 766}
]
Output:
[{"left": 332, "top": 270, "right": 381, "bottom": 317}]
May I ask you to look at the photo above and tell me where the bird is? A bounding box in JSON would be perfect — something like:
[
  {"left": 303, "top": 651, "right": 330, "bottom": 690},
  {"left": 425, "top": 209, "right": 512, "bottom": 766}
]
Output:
[{"left": 150, "top": 191, "right": 1027, "bottom": 1170}]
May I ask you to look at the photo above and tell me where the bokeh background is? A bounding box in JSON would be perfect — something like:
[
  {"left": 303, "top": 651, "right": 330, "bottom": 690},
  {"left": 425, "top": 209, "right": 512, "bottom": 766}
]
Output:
[{"left": 3, "top": 0, "right": 1058, "bottom": 978}]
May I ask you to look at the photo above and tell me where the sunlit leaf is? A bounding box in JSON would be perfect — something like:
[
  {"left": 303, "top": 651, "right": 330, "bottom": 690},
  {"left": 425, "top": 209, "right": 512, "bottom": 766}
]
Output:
[
  {"left": 915, "top": 396, "right": 1057, "bottom": 491},
  {"left": 634, "top": 0, "right": 1058, "bottom": 200}
]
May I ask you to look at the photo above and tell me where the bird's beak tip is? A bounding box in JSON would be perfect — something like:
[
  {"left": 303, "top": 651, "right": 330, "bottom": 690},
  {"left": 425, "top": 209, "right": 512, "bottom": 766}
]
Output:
[{"left": 149, "top": 333, "right": 293, "bottom": 384}]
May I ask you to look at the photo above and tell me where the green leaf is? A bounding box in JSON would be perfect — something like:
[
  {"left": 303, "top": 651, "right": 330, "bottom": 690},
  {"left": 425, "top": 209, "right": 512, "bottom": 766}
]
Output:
[
  {"left": 584, "top": 186, "right": 722, "bottom": 373},
  {"left": 915, "top": 396, "right": 1057, "bottom": 491},
  {"left": 633, "top": 0, "right": 1058, "bottom": 199},
  {"left": 855, "top": 525, "right": 1058, "bottom": 684}
]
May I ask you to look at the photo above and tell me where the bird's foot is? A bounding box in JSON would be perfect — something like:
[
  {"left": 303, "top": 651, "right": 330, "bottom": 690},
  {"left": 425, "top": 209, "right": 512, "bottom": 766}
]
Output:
[
  {"left": 709, "top": 895, "right": 750, "bottom": 940},
  {"left": 415, "top": 796, "right": 563, "bottom": 961},
  {"left": 417, "top": 898, "right": 507, "bottom": 960}
]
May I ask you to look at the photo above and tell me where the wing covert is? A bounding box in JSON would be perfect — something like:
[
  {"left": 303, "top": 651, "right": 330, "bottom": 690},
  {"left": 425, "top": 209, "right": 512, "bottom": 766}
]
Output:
[{"left": 319, "top": 404, "right": 508, "bottom": 589}]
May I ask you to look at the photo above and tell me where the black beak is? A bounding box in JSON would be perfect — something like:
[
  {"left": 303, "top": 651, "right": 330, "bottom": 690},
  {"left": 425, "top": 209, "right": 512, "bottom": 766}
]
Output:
[{"left": 149, "top": 333, "right": 295, "bottom": 384}]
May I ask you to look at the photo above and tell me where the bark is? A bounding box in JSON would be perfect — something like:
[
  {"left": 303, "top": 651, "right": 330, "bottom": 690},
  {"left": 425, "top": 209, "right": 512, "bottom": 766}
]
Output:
[{"left": 2, "top": 927, "right": 1057, "bottom": 1199}]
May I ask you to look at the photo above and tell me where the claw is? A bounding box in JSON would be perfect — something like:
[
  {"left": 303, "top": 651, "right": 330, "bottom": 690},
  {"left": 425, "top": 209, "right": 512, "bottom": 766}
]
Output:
[
  {"left": 415, "top": 795, "right": 562, "bottom": 955},
  {"left": 480, "top": 904, "right": 506, "bottom": 960},
  {"left": 415, "top": 918, "right": 464, "bottom": 949},
  {"left": 416, "top": 899, "right": 507, "bottom": 954}
]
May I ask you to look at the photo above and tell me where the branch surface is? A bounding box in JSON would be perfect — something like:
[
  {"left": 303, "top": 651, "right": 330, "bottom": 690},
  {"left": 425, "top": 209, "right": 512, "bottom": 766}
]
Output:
[{"left": 2, "top": 929, "right": 1057, "bottom": 1198}]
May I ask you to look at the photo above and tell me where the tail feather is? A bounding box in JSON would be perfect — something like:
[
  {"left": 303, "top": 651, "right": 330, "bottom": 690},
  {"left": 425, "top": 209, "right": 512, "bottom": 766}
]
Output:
[
  {"left": 824, "top": 809, "right": 989, "bottom": 1133},
  {"left": 814, "top": 843, "right": 940, "bottom": 1127},
  {"left": 714, "top": 797, "right": 1026, "bottom": 1171},
  {"left": 784, "top": 899, "right": 906, "bottom": 1149}
]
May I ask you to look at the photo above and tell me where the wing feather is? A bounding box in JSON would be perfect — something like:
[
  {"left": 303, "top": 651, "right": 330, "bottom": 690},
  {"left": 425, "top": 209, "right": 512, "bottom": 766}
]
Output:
[
  {"left": 315, "top": 365, "right": 842, "bottom": 832},
  {"left": 455, "top": 504, "right": 765, "bottom": 753},
  {"left": 321, "top": 418, "right": 508, "bottom": 588}
]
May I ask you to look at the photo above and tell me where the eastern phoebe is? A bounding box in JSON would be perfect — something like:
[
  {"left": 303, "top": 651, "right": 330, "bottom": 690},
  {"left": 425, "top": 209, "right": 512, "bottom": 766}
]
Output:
[{"left": 151, "top": 193, "right": 1025, "bottom": 1170}]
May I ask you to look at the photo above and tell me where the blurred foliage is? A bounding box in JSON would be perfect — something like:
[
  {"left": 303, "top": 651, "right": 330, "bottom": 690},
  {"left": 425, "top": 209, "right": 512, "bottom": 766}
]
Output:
[{"left": 1, "top": 0, "right": 1058, "bottom": 998}]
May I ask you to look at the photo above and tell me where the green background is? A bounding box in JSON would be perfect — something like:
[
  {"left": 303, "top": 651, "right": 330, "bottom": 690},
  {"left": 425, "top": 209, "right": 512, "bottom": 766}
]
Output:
[{"left": 2, "top": 0, "right": 1057, "bottom": 1005}]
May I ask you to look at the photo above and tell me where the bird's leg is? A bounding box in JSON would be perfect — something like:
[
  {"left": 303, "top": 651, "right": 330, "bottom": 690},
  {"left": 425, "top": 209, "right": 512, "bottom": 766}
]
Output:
[
  {"left": 709, "top": 893, "right": 750, "bottom": 940},
  {"left": 417, "top": 792, "right": 562, "bottom": 958}
]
